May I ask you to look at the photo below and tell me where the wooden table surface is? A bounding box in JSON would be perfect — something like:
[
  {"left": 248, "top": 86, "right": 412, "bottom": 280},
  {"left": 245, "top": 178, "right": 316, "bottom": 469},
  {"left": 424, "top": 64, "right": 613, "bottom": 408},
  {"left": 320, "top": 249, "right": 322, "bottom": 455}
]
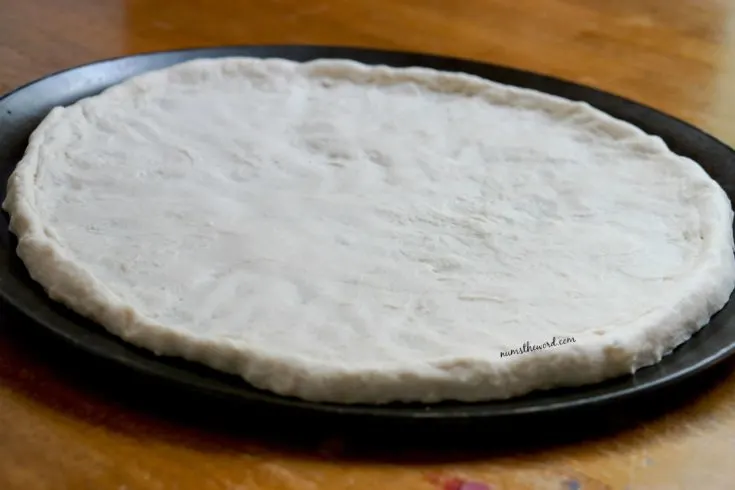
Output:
[{"left": 2, "top": 0, "right": 735, "bottom": 488}]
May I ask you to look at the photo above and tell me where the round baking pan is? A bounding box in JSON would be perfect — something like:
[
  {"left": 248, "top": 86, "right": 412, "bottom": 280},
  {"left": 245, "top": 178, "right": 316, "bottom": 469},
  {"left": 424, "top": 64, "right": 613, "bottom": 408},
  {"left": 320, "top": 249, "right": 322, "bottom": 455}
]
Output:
[{"left": 1, "top": 45, "right": 734, "bottom": 427}]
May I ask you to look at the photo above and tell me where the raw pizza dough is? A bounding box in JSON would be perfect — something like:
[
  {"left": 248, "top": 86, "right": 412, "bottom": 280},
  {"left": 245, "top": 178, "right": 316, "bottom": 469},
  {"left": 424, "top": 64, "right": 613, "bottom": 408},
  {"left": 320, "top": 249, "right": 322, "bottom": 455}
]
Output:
[{"left": 4, "top": 57, "right": 735, "bottom": 404}]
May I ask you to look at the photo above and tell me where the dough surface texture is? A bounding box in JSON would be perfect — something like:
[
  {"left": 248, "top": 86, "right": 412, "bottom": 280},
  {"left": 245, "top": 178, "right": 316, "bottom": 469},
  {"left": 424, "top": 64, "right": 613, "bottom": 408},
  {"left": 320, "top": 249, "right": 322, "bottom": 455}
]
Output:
[{"left": 4, "top": 57, "right": 735, "bottom": 404}]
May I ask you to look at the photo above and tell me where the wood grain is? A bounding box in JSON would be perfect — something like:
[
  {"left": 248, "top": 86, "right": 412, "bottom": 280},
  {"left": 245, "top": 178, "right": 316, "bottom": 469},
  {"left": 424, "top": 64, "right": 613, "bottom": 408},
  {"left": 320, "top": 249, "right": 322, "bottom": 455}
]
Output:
[{"left": 2, "top": 1, "right": 735, "bottom": 488}]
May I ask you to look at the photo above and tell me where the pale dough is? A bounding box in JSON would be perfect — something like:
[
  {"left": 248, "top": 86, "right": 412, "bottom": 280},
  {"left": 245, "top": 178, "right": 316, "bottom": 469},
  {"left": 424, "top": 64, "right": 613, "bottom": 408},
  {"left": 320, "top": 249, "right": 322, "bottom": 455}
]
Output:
[{"left": 4, "top": 57, "right": 735, "bottom": 404}]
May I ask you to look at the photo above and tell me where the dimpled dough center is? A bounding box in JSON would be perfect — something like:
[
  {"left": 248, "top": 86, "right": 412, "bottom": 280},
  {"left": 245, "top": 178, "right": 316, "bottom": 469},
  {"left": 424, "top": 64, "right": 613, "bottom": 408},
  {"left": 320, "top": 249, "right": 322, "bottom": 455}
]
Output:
[{"left": 4, "top": 58, "right": 735, "bottom": 404}]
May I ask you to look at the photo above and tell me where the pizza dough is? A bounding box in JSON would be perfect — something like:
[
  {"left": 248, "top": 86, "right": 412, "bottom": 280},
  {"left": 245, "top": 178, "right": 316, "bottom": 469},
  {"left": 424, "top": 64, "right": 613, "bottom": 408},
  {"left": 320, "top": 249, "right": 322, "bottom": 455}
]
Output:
[{"left": 4, "top": 57, "right": 734, "bottom": 404}]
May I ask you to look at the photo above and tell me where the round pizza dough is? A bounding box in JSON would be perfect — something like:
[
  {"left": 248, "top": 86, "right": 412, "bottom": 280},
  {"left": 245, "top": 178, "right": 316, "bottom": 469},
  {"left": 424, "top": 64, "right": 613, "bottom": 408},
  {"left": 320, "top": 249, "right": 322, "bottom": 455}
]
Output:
[{"left": 4, "top": 57, "right": 735, "bottom": 404}]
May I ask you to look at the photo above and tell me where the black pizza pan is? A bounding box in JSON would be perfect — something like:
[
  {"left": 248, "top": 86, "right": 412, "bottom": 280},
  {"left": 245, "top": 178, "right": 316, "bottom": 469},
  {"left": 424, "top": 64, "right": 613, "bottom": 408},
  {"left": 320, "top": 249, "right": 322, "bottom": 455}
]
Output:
[{"left": 1, "top": 45, "right": 734, "bottom": 430}]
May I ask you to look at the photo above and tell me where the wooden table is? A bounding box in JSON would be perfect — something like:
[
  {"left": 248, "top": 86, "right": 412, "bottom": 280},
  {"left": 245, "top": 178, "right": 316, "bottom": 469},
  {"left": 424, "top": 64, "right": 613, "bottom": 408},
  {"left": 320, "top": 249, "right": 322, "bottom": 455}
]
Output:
[{"left": 2, "top": 1, "right": 735, "bottom": 488}]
